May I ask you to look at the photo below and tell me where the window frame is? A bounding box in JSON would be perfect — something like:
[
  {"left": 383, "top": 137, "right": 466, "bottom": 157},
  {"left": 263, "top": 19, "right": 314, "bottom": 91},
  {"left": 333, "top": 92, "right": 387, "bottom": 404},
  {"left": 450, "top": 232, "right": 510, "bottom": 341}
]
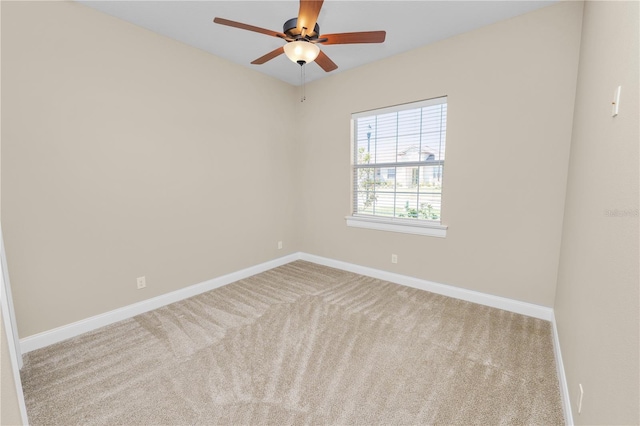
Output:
[{"left": 346, "top": 97, "right": 448, "bottom": 238}]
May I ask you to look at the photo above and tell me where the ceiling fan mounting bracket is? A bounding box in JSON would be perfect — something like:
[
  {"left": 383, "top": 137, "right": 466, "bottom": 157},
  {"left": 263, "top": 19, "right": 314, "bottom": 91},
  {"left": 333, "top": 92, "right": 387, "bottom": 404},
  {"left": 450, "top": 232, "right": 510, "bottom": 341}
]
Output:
[{"left": 283, "top": 17, "right": 320, "bottom": 41}]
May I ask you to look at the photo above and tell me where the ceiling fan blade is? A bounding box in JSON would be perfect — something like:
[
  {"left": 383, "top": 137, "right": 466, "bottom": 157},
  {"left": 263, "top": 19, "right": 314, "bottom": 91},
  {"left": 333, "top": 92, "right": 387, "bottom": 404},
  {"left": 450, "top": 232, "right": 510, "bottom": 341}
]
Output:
[
  {"left": 297, "top": 0, "right": 324, "bottom": 37},
  {"left": 315, "top": 50, "right": 338, "bottom": 72},
  {"left": 251, "top": 47, "right": 285, "bottom": 65},
  {"left": 213, "top": 17, "right": 286, "bottom": 39},
  {"left": 320, "top": 31, "right": 386, "bottom": 45}
]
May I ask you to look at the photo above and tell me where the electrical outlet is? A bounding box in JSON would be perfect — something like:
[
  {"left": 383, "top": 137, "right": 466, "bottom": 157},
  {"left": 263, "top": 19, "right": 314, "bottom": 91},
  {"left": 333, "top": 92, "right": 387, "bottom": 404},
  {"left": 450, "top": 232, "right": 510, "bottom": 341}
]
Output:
[
  {"left": 577, "top": 384, "right": 584, "bottom": 414},
  {"left": 391, "top": 254, "right": 398, "bottom": 264},
  {"left": 277, "top": 241, "right": 283, "bottom": 250},
  {"left": 136, "top": 276, "right": 146, "bottom": 289}
]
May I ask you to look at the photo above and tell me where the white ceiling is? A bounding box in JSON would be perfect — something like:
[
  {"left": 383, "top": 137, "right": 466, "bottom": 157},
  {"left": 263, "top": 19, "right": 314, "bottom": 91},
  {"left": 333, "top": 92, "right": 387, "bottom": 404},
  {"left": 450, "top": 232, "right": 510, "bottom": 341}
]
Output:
[{"left": 79, "top": 1, "right": 557, "bottom": 86}]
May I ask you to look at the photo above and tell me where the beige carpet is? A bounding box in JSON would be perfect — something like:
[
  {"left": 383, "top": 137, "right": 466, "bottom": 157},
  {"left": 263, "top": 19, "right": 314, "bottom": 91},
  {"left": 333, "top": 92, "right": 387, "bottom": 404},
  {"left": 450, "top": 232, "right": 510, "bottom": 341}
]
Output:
[{"left": 20, "top": 260, "right": 564, "bottom": 425}]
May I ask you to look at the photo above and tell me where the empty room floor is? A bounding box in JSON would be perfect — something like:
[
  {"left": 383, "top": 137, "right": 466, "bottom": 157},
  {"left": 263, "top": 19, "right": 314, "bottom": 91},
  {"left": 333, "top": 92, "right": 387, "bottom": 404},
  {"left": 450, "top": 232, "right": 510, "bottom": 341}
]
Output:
[{"left": 20, "top": 260, "right": 563, "bottom": 425}]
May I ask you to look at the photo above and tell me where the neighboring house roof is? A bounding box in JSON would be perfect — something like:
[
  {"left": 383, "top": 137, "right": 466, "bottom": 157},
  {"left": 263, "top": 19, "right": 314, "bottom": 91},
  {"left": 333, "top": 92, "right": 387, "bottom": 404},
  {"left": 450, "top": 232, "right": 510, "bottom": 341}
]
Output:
[{"left": 398, "top": 145, "right": 435, "bottom": 159}]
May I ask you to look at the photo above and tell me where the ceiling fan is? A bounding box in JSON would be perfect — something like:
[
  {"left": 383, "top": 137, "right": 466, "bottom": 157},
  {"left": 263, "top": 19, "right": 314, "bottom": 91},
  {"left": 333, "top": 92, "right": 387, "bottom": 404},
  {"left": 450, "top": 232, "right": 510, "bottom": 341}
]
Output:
[{"left": 213, "top": 0, "right": 386, "bottom": 72}]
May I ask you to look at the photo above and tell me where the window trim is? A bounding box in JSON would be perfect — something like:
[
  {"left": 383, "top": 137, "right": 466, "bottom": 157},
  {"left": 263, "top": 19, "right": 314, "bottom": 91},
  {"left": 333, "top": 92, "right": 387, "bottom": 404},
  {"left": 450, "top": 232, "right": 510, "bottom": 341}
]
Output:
[
  {"left": 346, "top": 215, "right": 447, "bottom": 238},
  {"left": 351, "top": 96, "right": 447, "bottom": 119},
  {"left": 349, "top": 96, "right": 448, "bottom": 238}
]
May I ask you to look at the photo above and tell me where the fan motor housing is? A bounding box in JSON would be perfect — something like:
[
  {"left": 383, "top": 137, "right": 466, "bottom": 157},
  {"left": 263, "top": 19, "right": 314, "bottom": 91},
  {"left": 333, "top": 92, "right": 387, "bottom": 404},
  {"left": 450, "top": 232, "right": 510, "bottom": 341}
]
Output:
[{"left": 283, "top": 17, "right": 320, "bottom": 39}]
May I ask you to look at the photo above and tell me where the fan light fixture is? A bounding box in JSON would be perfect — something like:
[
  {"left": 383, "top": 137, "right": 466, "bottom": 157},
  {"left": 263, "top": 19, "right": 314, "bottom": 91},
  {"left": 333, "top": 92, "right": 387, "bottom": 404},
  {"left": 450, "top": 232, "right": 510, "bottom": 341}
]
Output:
[{"left": 283, "top": 40, "right": 320, "bottom": 65}]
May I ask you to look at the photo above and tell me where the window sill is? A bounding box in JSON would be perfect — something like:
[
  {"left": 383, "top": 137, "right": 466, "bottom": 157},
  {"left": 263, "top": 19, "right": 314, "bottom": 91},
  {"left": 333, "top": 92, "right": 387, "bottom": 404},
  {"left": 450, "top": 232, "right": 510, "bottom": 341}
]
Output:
[{"left": 345, "top": 215, "right": 447, "bottom": 238}]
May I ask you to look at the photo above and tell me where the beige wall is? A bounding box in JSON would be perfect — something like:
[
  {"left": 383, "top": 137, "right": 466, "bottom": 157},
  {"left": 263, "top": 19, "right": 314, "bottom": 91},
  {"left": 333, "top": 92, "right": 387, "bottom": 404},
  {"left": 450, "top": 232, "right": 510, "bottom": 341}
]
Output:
[
  {"left": 1, "top": 1, "right": 297, "bottom": 337},
  {"left": 554, "top": 1, "right": 639, "bottom": 424},
  {"left": 298, "top": 2, "right": 583, "bottom": 307},
  {"left": 0, "top": 2, "right": 24, "bottom": 423}
]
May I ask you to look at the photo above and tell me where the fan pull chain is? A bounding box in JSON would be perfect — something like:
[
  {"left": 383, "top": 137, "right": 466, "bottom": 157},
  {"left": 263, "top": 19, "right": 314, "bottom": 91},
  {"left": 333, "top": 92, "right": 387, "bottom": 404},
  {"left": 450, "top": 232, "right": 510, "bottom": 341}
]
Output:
[{"left": 300, "top": 63, "right": 306, "bottom": 103}]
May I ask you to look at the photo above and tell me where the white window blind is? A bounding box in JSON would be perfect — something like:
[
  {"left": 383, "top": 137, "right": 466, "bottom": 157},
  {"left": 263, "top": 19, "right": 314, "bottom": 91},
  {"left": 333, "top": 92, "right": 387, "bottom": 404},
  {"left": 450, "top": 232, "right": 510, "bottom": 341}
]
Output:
[{"left": 351, "top": 97, "right": 448, "bottom": 229}]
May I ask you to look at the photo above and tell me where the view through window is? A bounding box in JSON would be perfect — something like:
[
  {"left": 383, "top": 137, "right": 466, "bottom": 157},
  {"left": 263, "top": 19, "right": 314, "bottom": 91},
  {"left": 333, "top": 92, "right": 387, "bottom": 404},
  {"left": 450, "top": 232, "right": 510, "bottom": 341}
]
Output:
[{"left": 352, "top": 97, "right": 448, "bottom": 224}]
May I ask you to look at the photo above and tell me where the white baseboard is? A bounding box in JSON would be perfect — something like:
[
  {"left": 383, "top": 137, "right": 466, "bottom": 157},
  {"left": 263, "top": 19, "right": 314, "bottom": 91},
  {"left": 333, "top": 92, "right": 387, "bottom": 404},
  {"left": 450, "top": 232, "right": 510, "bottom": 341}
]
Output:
[
  {"left": 551, "top": 313, "right": 573, "bottom": 425},
  {"left": 21, "top": 252, "right": 555, "bottom": 355},
  {"left": 299, "top": 253, "right": 554, "bottom": 321},
  {"left": 20, "top": 253, "right": 301, "bottom": 353}
]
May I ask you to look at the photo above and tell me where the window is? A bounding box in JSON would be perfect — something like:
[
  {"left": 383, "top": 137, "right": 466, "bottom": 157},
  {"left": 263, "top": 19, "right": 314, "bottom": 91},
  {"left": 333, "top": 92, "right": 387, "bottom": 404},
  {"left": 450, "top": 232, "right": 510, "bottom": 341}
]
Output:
[{"left": 347, "top": 97, "right": 448, "bottom": 237}]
